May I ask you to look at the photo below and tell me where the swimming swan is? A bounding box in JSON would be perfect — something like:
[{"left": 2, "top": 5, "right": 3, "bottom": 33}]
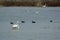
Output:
[{"left": 12, "top": 21, "right": 20, "bottom": 31}]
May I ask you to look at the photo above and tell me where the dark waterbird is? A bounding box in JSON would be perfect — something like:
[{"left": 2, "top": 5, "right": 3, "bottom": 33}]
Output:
[
  {"left": 32, "top": 21, "right": 36, "bottom": 23},
  {"left": 21, "top": 21, "right": 25, "bottom": 23},
  {"left": 50, "top": 20, "right": 53, "bottom": 22},
  {"left": 10, "top": 22, "right": 14, "bottom": 24}
]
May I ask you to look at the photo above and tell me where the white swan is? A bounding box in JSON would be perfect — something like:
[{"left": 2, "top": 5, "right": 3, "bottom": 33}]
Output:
[
  {"left": 42, "top": 5, "right": 46, "bottom": 7},
  {"left": 42, "top": 3, "right": 46, "bottom": 8},
  {"left": 12, "top": 21, "right": 20, "bottom": 31}
]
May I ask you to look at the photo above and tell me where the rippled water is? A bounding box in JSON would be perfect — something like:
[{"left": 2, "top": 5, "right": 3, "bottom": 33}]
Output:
[{"left": 0, "top": 7, "right": 60, "bottom": 40}]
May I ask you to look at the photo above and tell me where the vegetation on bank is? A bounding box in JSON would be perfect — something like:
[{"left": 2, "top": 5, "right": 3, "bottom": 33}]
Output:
[{"left": 0, "top": 0, "right": 60, "bottom": 6}]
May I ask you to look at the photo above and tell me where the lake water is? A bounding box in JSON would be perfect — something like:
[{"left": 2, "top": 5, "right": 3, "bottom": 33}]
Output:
[{"left": 0, "top": 7, "right": 60, "bottom": 40}]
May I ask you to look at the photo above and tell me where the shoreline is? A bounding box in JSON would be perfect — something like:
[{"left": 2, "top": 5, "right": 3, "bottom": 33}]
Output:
[{"left": 0, "top": 1, "right": 60, "bottom": 7}]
